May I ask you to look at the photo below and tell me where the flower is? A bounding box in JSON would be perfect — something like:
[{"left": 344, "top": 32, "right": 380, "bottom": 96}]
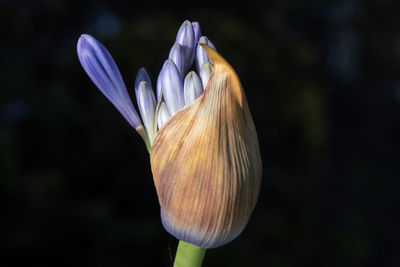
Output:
[{"left": 77, "top": 20, "right": 262, "bottom": 249}]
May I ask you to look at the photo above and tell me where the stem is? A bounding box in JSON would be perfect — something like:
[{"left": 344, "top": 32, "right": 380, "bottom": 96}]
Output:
[
  {"left": 173, "top": 241, "right": 206, "bottom": 267},
  {"left": 135, "top": 125, "right": 152, "bottom": 153}
]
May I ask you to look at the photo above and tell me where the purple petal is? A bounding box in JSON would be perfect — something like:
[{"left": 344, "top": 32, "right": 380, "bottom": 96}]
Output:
[
  {"left": 137, "top": 81, "right": 157, "bottom": 143},
  {"left": 184, "top": 71, "right": 203, "bottom": 105},
  {"left": 158, "top": 59, "right": 184, "bottom": 115},
  {"left": 175, "top": 20, "right": 196, "bottom": 74},
  {"left": 157, "top": 102, "right": 171, "bottom": 129},
  {"left": 196, "top": 36, "right": 216, "bottom": 73},
  {"left": 191, "top": 21, "right": 202, "bottom": 43},
  {"left": 168, "top": 43, "right": 184, "bottom": 78},
  {"left": 156, "top": 74, "right": 162, "bottom": 100},
  {"left": 77, "top": 34, "right": 142, "bottom": 129},
  {"left": 135, "top": 67, "right": 152, "bottom": 101},
  {"left": 199, "top": 62, "right": 213, "bottom": 89}
]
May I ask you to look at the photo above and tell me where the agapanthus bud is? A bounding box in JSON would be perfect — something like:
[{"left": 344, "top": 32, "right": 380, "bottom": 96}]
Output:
[
  {"left": 199, "top": 62, "right": 213, "bottom": 89},
  {"left": 168, "top": 43, "right": 185, "bottom": 78},
  {"left": 135, "top": 68, "right": 152, "bottom": 100},
  {"left": 191, "top": 21, "right": 202, "bottom": 44},
  {"left": 183, "top": 71, "right": 203, "bottom": 105},
  {"left": 77, "top": 34, "right": 142, "bottom": 130},
  {"left": 158, "top": 59, "right": 184, "bottom": 116},
  {"left": 157, "top": 101, "right": 171, "bottom": 129},
  {"left": 175, "top": 20, "right": 196, "bottom": 74},
  {"left": 136, "top": 81, "right": 157, "bottom": 144},
  {"left": 196, "top": 36, "right": 216, "bottom": 73},
  {"left": 150, "top": 45, "right": 262, "bottom": 248}
]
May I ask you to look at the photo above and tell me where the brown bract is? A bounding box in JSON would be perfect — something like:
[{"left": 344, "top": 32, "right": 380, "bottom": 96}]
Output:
[{"left": 150, "top": 44, "right": 262, "bottom": 248}]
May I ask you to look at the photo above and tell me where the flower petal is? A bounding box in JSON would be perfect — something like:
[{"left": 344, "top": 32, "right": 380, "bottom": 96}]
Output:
[
  {"left": 175, "top": 20, "right": 196, "bottom": 74},
  {"left": 157, "top": 101, "right": 171, "bottom": 129},
  {"left": 156, "top": 73, "right": 162, "bottom": 100},
  {"left": 168, "top": 43, "right": 185, "bottom": 78},
  {"left": 184, "top": 71, "right": 203, "bottom": 105},
  {"left": 199, "top": 62, "right": 213, "bottom": 89},
  {"left": 192, "top": 21, "right": 202, "bottom": 43},
  {"left": 137, "top": 81, "right": 157, "bottom": 144},
  {"left": 158, "top": 59, "right": 184, "bottom": 115},
  {"left": 135, "top": 67, "right": 152, "bottom": 101},
  {"left": 77, "top": 34, "right": 142, "bottom": 129},
  {"left": 196, "top": 36, "right": 216, "bottom": 73}
]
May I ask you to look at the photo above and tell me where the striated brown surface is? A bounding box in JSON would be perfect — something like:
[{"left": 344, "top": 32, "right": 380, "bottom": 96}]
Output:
[{"left": 150, "top": 45, "right": 262, "bottom": 248}]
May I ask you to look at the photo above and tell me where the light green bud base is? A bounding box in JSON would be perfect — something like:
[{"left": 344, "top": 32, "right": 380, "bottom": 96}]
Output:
[{"left": 173, "top": 241, "right": 206, "bottom": 267}]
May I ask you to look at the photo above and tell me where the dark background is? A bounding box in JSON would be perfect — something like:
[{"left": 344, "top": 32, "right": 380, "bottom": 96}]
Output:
[{"left": 1, "top": 0, "right": 400, "bottom": 266}]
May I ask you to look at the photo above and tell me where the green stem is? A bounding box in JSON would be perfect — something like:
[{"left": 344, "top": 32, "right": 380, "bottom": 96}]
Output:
[
  {"left": 173, "top": 241, "right": 206, "bottom": 267},
  {"left": 136, "top": 125, "right": 152, "bottom": 153}
]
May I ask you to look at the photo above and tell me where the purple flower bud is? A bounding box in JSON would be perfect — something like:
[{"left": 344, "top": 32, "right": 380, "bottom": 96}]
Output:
[
  {"left": 184, "top": 71, "right": 203, "bottom": 105},
  {"left": 175, "top": 20, "right": 196, "bottom": 74},
  {"left": 157, "top": 101, "right": 171, "bottom": 129},
  {"left": 135, "top": 68, "right": 152, "bottom": 101},
  {"left": 199, "top": 62, "right": 213, "bottom": 89},
  {"left": 168, "top": 43, "right": 184, "bottom": 78},
  {"left": 158, "top": 59, "right": 184, "bottom": 115},
  {"left": 77, "top": 34, "right": 142, "bottom": 129},
  {"left": 137, "top": 81, "right": 157, "bottom": 144},
  {"left": 196, "top": 36, "right": 216, "bottom": 73},
  {"left": 192, "top": 21, "right": 202, "bottom": 43}
]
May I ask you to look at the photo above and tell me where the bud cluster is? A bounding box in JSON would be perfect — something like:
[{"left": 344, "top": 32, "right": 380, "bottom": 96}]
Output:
[{"left": 77, "top": 21, "right": 216, "bottom": 146}]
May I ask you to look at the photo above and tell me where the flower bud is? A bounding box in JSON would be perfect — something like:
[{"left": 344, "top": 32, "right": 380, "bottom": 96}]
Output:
[
  {"left": 183, "top": 71, "right": 203, "bottom": 105},
  {"left": 191, "top": 21, "right": 202, "bottom": 43},
  {"left": 136, "top": 81, "right": 157, "bottom": 144},
  {"left": 196, "top": 36, "right": 216, "bottom": 73},
  {"left": 77, "top": 34, "right": 142, "bottom": 130},
  {"left": 168, "top": 43, "right": 185, "bottom": 78},
  {"left": 158, "top": 59, "right": 184, "bottom": 116},
  {"left": 199, "top": 62, "right": 213, "bottom": 89},
  {"left": 157, "top": 101, "right": 171, "bottom": 129},
  {"left": 135, "top": 68, "right": 152, "bottom": 101},
  {"left": 150, "top": 45, "right": 262, "bottom": 248},
  {"left": 175, "top": 20, "right": 196, "bottom": 74}
]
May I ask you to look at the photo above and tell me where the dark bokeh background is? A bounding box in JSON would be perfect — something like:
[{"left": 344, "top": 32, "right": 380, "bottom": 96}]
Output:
[{"left": 1, "top": 0, "right": 400, "bottom": 266}]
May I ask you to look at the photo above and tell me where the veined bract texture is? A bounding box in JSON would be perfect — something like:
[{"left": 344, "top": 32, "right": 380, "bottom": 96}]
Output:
[{"left": 150, "top": 44, "right": 262, "bottom": 249}]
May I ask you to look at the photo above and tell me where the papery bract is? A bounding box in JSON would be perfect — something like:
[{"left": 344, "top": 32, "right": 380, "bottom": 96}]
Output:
[{"left": 150, "top": 45, "right": 262, "bottom": 249}]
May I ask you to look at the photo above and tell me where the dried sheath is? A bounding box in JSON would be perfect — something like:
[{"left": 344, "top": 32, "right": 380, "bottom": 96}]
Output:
[{"left": 150, "top": 45, "right": 262, "bottom": 248}]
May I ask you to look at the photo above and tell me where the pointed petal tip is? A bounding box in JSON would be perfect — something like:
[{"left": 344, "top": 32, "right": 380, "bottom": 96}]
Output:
[
  {"left": 138, "top": 66, "right": 146, "bottom": 73},
  {"left": 135, "top": 67, "right": 152, "bottom": 92},
  {"left": 77, "top": 34, "right": 91, "bottom": 50},
  {"left": 77, "top": 34, "right": 98, "bottom": 48},
  {"left": 79, "top": 33, "right": 89, "bottom": 39}
]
